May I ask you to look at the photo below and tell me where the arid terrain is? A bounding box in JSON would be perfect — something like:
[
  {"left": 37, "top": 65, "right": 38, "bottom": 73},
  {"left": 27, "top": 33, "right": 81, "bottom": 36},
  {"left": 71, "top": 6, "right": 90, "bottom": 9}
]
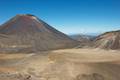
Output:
[
  {"left": 0, "top": 14, "right": 120, "bottom": 80},
  {"left": 0, "top": 0, "right": 120, "bottom": 79},
  {"left": 0, "top": 48, "right": 120, "bottom": 80}
]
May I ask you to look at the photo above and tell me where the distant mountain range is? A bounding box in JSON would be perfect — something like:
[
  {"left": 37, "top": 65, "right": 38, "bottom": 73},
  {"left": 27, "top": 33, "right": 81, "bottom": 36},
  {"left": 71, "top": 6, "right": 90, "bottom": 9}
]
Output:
[
  {"left": 70, "top": 34, "right": 96, "bottom": 47},
  {"left": 70, "top": 34, "right": 96, "bottom": 41}
]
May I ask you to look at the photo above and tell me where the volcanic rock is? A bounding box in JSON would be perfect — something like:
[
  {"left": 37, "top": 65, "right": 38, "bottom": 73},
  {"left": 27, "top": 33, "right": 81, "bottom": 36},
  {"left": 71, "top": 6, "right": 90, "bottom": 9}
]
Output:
[
  {"left": 93, "top": 30, "right": 120, "bottom": 49},
  {"left": 0, "top": 14, "right": 78, "bottom": 52}
]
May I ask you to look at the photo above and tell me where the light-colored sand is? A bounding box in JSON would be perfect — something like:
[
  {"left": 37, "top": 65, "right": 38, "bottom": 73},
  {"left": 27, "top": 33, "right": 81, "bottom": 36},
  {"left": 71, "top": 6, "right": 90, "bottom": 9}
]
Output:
[
  {"left": 0, "top": 54, "right": 31, "bottom": 60},
  {"left": 0, "top": 48, "right": 120, "bottom": 80},
  {"left": 50, "top": 48, "right": 120, "bottom": 63}
]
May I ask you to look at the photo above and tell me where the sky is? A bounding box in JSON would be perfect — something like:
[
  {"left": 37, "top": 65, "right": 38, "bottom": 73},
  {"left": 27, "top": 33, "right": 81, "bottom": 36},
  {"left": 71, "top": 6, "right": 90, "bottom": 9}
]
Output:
[{"left": 0, "top": 0, "right": 120, "bottom": 35}]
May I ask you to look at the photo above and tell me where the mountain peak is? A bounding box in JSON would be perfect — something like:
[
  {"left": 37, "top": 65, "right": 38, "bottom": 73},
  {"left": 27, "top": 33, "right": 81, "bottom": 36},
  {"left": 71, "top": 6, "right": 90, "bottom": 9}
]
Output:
[
  {"left": 16, "top": 14, "right": 35, "bottom": 17},
  {"left": 0, "top": 14, "right": 78, "bottom": 52},
  {"left": 15, "top": 14, "right": 37, "bottom": 20}
]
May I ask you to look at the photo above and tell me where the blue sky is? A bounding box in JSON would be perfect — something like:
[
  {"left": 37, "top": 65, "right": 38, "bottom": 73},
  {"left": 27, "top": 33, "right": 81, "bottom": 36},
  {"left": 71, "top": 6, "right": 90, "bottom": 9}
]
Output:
[{"left": 0, "top": 0, "right": 120, "bottom": 34}]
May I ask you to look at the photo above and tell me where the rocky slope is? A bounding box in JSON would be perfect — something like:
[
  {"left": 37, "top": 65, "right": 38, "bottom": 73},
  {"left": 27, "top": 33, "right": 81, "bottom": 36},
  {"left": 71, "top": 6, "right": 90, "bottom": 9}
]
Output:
[{"left": 94, "top": 30, "right": 120, "bottom": 49}]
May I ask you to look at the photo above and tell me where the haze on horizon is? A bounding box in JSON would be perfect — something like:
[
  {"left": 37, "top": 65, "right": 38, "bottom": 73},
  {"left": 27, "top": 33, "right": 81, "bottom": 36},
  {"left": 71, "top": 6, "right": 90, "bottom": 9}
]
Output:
[{"left": 0, "top": 0, "right": 120, "bottom": 35}]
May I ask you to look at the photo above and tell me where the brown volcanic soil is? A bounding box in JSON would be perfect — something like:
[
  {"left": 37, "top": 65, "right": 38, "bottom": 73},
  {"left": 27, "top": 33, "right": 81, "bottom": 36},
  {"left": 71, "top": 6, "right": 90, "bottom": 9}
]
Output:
[
  {"left": 93, "top": 30, "right": 120, "bottom": 50},
  {"left": 0, "top": 14, "right": 78, "bottom": 52},
  {"left": 0, "top": 49, "right": 120, "bottom": 80}
]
